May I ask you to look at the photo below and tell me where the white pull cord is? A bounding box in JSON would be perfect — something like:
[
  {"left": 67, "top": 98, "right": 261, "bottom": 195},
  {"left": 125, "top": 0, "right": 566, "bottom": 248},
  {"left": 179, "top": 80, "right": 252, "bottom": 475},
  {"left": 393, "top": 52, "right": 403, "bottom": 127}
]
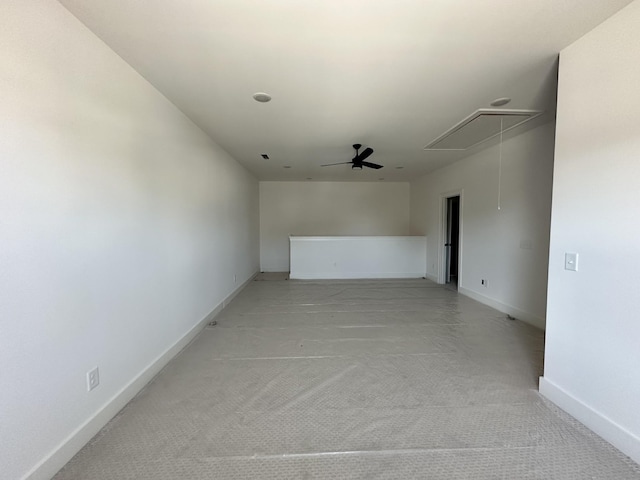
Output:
[{"left": 498, "top": 117, "right": 503, "bottom": 211}]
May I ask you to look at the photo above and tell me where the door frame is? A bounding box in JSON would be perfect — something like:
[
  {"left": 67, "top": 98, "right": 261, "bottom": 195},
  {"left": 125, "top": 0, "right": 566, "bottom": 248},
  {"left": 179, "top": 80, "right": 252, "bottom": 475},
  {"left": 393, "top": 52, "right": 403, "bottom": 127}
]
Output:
[{"left": 438, "top": 189, "right": 464, "bottom": 285}]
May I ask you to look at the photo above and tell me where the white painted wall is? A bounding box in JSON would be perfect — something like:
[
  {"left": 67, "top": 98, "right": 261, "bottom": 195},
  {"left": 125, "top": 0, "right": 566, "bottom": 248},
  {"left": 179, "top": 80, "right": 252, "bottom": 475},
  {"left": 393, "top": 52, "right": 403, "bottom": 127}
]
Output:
[
  {"left": 0, "top": 2, "right": 259, "bottom": 479},
  {"left": 539, "top": 0, "right": 640, "bottom": 464},
  {"left": 260, "top": 182, "right": 410, "bottom": 271},
  {"left": 290, "top": 236, "right": 426, "bottom": 279},
  {"left": 410, "top": 123, "right": 555, "bottom": 328}
]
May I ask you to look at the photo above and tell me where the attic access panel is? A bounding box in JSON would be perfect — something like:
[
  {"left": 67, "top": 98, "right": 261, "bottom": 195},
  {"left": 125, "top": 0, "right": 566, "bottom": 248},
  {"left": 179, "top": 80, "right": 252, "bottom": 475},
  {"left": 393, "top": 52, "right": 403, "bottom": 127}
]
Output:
[{"left": 424, "top": 109, "right": 542, "bottom": 150}]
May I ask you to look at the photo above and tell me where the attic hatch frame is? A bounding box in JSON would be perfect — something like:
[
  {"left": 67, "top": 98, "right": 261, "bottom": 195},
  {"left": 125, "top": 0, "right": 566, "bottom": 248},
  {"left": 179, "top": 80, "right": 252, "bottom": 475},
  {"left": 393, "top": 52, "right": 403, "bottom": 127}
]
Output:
[{"left": 423, "top": 108, "right": 543, "bottom": 151}]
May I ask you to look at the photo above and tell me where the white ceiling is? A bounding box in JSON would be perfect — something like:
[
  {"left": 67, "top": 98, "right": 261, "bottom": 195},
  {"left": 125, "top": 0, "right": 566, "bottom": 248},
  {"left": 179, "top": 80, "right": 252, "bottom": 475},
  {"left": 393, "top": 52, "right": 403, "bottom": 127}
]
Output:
[{"left": 58, "top": 0, "right": 632, "bottom": 181}]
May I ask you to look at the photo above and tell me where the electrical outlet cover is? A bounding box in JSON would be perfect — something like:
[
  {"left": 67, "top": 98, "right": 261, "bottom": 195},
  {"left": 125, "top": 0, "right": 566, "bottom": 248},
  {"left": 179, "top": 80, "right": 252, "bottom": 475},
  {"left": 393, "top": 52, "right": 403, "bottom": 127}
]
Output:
[{"left": 87, "top": 367, "right": 100, "bottom": 392}]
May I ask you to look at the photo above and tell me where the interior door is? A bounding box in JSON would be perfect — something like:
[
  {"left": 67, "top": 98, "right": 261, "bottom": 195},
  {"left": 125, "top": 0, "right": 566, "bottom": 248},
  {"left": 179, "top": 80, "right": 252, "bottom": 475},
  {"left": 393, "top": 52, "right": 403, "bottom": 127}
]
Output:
[{"left": 445, "top": 197, "right": 453, "bottom": 283}]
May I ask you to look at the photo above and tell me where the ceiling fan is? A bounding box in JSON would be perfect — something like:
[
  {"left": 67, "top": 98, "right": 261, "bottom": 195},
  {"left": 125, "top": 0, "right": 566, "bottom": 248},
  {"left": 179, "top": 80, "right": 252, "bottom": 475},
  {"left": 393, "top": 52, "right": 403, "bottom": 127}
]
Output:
[{"left": 321, "top": 144, "right": 383, "bottom": 170}]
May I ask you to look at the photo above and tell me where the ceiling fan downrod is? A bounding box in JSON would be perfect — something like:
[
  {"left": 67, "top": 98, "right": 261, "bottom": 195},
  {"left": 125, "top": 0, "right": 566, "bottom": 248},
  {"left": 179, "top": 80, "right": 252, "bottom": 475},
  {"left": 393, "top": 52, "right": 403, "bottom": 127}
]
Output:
[{"left": 352, "top": 144, "right": 362, "bottom": 169}]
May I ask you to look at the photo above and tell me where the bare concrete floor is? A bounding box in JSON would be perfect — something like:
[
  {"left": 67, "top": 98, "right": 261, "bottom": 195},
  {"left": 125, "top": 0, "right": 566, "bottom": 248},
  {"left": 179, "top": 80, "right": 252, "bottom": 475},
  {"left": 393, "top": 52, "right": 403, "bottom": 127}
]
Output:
[{"left": 55, "top": 275, "right": 640, "bottom": 479}]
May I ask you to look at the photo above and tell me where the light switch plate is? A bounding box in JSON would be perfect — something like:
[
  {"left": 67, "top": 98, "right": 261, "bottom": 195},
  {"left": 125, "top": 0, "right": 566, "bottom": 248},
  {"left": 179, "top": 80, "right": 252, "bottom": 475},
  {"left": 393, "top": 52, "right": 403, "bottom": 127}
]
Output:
[{"left": 565, "top": 252, "right": 579, "bottom": 271}]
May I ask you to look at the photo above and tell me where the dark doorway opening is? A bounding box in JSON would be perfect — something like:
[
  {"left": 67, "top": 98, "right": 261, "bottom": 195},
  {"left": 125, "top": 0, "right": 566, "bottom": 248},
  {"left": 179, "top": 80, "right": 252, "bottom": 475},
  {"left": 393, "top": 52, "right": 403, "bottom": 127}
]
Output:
[{"left": 445, "top": 195, "right": 460, "bottom": 289}]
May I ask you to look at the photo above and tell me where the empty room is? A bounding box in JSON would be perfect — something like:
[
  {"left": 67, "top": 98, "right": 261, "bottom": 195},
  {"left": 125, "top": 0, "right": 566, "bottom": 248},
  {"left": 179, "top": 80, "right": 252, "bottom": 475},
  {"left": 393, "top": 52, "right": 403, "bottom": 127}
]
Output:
[{"left": 2, "top": 0, "right": 640, "bottom": 479}]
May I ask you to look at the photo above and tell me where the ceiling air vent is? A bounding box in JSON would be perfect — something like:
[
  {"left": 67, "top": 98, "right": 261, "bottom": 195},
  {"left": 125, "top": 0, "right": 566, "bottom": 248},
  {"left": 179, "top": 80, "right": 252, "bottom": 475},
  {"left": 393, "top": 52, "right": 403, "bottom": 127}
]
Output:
[{"left": 424, "top": 109, "right": 542, "bottom": 151}]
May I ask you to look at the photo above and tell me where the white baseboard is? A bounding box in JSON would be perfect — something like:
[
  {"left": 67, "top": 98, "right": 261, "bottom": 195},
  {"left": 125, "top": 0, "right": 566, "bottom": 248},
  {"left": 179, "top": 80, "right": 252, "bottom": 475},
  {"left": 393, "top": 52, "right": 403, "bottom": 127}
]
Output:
[
  {"left": 24, "top": 272, "right": 258, "bottom": 480},
  {"left": 290, "top": 272, "right": 425, "bottom": 280},
  {"left": 425, "top": 272, "right": 439, "bottom": 283},
  {"left": 222, "top": 272, "right": 256, "bottom": 307},
  {"left": 458, "top": 286, "right": 545, "bottom": 330},
  {"left": 539, "top": 377, "right": 640, "bottom": 465}
]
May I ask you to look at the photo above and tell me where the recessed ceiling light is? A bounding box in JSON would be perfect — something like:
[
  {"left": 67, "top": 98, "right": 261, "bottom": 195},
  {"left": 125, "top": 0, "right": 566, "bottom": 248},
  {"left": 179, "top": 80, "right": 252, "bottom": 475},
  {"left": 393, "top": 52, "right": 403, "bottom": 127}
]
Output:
[
  {"left": 253, "top": 92, "right": 272, "bottom": 103},
  {"left": 283, "top": 165, "right": 291, "bottom": 169},
  {"left": 491, "top": 97, "right": 511, "bottom": 107},
  {"left": 261, "top": 154, "right": 269, "bottom": 159}
]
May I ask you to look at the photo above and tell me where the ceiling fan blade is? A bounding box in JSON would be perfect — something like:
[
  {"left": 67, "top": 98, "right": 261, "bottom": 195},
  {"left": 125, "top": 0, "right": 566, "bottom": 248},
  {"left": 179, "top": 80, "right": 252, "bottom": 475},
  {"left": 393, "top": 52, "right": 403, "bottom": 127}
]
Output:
[
  {"left": 357, "top": 147, "right": 374, "bottom": 161},
  {"left": 321, "top": 161, "right": 352, "bottom": 167},
  {"left": 361, "top": 161, "right": 383, "bottom": 169}
]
